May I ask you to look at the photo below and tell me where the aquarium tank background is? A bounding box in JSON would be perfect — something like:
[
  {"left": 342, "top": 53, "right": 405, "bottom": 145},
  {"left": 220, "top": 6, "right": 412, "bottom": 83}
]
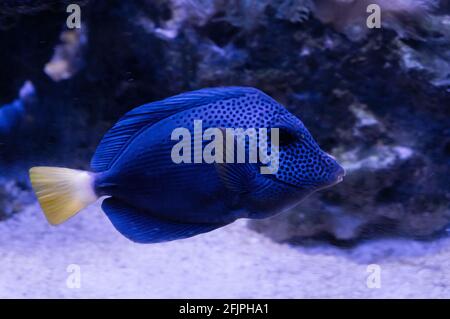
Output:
[{"left": 0, "top": 0, "right": 450, "bottom": 298}]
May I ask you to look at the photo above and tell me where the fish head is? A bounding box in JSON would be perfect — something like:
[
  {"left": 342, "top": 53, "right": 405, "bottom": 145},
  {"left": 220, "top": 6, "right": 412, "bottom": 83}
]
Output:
[{"left": 268, "top": 114, "right": 345, "bottom": 191}]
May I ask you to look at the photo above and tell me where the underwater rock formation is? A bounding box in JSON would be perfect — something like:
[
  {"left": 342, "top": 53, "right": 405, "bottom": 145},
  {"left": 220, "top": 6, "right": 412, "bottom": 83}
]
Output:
[
  {"left": 44, "top": 26, "right": 88, "bottom": 81},
  {"left": 0, "top": 0, "right": 449, "bottom": 242},
  {"left": 0, "top": 175, "right": 33, "bottom": 221}
]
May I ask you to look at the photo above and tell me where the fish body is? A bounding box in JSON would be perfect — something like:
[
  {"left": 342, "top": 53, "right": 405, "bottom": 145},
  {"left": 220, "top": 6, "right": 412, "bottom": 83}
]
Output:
[
  {"left": 0, "top": 100, "right": 25, "bottom": 136},
  {"left": 29, "top": 87, "right": 344, "bottom": 243},
  {"left": 0, "top": 81, "right": 35, "bottom": 136}
]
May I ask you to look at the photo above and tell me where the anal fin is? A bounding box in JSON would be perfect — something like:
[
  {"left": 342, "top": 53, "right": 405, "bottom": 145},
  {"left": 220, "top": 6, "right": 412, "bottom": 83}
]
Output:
[{"left": 102, "top": 198, "right": 226, "bottom": 243}]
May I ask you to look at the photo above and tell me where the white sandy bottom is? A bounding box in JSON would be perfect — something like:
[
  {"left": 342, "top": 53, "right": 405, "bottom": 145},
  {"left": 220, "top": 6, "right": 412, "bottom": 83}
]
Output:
[{"left": 1, "top": 202, "right": 450, "bottom": 298}]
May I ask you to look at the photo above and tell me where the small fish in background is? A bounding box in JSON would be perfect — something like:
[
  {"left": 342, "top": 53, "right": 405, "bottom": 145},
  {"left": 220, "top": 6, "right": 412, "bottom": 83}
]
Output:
[
  {"left": 29, "top": 87, "right": 345, "bottom": 243},
  {"left": 0, "top": 81, "right": 35, "bottom": 137}
]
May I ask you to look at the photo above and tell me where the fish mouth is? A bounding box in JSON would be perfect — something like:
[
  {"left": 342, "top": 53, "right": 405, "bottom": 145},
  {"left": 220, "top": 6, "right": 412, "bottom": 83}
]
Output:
[
  {"left": 313, "top": 164, "right": 346, "bottom": 191},
  {"left": 264, "top": 164, "right": 346, "bottom": 190},
  {"left": 329, "top": 165, "right": 346, "bottom": 186}
]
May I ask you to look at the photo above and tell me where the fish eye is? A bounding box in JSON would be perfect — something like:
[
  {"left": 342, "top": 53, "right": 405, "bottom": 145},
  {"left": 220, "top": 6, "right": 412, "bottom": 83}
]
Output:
[{"left": 278, "top": 128, "right": 297, "bottom": 146}]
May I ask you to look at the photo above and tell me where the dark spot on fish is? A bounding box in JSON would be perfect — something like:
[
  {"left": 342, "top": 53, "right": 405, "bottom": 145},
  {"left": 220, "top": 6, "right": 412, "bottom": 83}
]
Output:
[{"left": 278, "top": 128, "right": 297, "bottom": 146}]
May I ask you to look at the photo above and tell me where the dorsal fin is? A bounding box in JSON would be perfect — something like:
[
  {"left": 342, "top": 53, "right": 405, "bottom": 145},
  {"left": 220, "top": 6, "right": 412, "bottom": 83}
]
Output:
[{"left": 90, "top": 87, "right": 261, "bottom": 172}]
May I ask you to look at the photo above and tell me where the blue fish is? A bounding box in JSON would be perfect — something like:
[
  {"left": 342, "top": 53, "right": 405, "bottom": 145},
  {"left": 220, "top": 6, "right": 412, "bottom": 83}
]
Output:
[
  {"left": 29, "top": 87, "right": 344, "bottom": 243},
  {"left": 0, "top": 81, "right": 35, "bottom": 136},
  {"left": 0, "top": 100, "right": 24, "bottom": 136}
]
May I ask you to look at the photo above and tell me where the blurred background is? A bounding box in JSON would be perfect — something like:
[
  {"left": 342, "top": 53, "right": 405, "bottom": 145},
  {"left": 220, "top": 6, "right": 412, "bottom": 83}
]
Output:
[{"left": 0, "top": 0, "right": 450, "bottom": 298}]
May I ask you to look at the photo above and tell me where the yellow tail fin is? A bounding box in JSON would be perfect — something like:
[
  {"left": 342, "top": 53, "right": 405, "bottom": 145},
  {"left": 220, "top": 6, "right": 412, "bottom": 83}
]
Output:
[{"left": 29, "top": 167, "right": 98, "bottom": 225}]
